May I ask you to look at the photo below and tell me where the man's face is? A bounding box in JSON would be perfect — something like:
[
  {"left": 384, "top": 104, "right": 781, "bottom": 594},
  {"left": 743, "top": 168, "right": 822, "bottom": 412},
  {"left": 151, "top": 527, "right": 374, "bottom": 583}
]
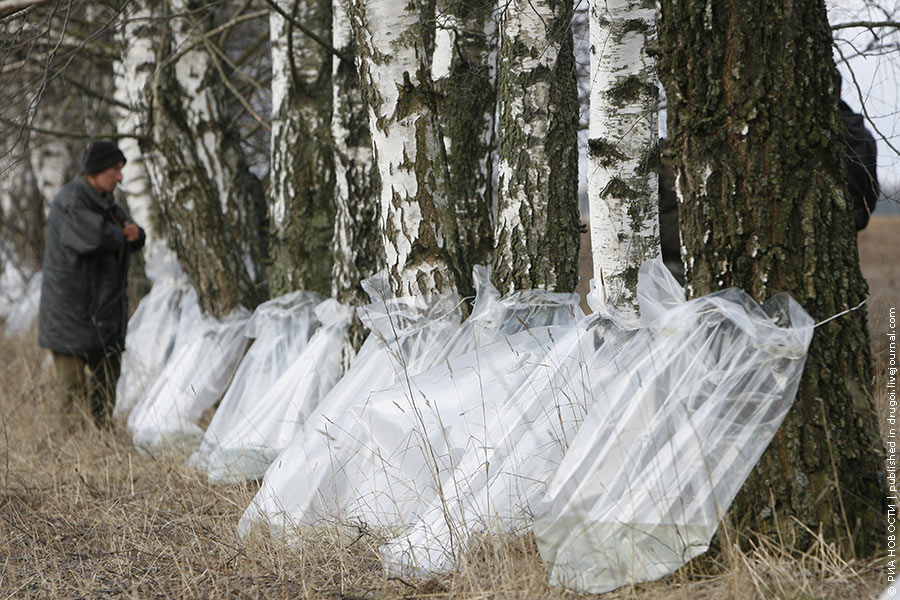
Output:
[{"left": 88, "top": 162, "right": 125, "bottom": 194}]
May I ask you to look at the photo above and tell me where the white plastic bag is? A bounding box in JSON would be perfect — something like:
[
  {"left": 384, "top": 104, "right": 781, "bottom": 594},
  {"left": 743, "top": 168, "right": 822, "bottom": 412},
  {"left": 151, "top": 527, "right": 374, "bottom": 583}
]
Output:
[
  {"left": 3, "top": 271, "right": 42, "bottom": 337},
  {"left": 379, "top": 309, "right": 628, "bottom": 574},
  {"left": 322, "top": 274, "right": 585, "bottom": 529},
  {"left": 193, "top": 299, "right": 353, "bottom": 483},
  {"left": 239, "top": 267, "right": 583, "bottom": 536},
  {"left": 127, "top": 300, "right": 251, "bottom": 456},
  {"left": 532, "top": 260, "right": 814, "bottom": 594},
  {"left": 340, "top": 324, "right": 572, "bottom": 528},
  {"left": 115, "top": 244, "right": 190, "bottom": 418},
  {"left": 187, "top": 290, "right": 325, "bottom": 482},
  {"left": 239, "top": 279, "right": 465, "bottom": 536}
]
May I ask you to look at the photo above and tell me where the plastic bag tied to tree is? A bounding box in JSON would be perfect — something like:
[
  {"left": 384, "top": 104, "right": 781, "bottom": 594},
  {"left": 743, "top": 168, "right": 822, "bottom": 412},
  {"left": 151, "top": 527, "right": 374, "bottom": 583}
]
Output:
[
  {"left": 320, "top": 270, "right": 585, "bottom": 530},
  {"left": 127, "top": 291, "right": 251, "bottom": 456},
  {"left": 3, "top": 271, "right": 42, "bottom": 338},
  {"left": 238, "top": 271, "right": 465, "bottom": 537},
  {"left": 115, "top": 243, "right": 191, "bottom": 419},
  {"left": 187, "top": 289, "right": 326, "bottom": 482},
  {"left": 238, "top": 266, "right": 583, "bottom": 537},
  {"left": 531, "top": 259, "right": 814, "bottom": 594},
  {"left": 379, "top": 285, "right": 630, "bottom": 574}
]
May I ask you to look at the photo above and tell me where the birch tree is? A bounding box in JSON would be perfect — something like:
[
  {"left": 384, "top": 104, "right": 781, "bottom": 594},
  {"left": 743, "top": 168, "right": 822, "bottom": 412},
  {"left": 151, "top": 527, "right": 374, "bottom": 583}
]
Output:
[
  {"left": 433, "top": 0, "right": 497, "bottom": 278},
  {"left": 0, "top": 152, "right": 42, "bottom": 270},
  {"left": 348, "top": 0, "right": 462, "bottom": 298},
  {"left": 491, "top": 0, "right": 580, "bottom": 295},
  {"left": 268, "top": 0, "right": 336, "bottom": 297},
  {"left": 331, "top": 0, "right": 382, "bottom": 356},
  {"left": 659, "top": 0, "right": 884, "bottom": 555},
  {"left": 113, "top": 1, "right": 159, "bottom": 246},
  {"left": 0, "top": 2, "right": 119, "bottom": 267},
  {"left": 587, "top": 0, "right": 659, "bottom": 308},
  {"left": 146, "top": 1, "right": 268, "bottom": 317}
]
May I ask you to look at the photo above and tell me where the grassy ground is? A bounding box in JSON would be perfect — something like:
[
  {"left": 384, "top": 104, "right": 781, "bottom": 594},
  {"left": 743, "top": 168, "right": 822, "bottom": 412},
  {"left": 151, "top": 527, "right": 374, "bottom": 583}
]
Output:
[{"left": 1, "top": 217, "right": 897, "bottom": 599}]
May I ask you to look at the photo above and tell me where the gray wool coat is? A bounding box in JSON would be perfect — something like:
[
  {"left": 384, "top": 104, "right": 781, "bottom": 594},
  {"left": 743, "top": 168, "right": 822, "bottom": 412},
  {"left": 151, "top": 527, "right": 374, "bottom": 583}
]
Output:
[{"left": 38, "top": 176, "right": 145, "bottom": 357}]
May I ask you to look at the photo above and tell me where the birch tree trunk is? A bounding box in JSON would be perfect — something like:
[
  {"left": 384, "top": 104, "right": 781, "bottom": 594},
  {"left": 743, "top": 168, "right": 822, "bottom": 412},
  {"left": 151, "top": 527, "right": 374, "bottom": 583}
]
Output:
[
  {"left": 659, "top": 0, "right": 883, "bottom": 556},
  {"left": 269, "top": 0, "right": 336, "bottom": 297},
  {"left": 492, "top": 0, "right": 580, "bottom": 295},
  {"left": 23, "top": 129, "right": 68, "bottom": 265},
  {"left": 433, "top": 0, "right": 497, "bottom": 279},
  {"left": 27, "top": 131, "right": 75, "bottom": 213},
  {"left": 332, "top": 0, "right": 382, "bottom": 358},
  {"left": 147, "top": 1, "right": 267, "bottom": 317},
  {"left": 348, "top": 0, "right": 461, "bottom": 298},
  {"left": 0, "top": 153, "right": 43, "bottom": 269},
  {"left": 587, "top": 0, "right": 659, "bottom": 309},
  {"left": 114, "top": 2, "right": 159, "bottom": 246}
]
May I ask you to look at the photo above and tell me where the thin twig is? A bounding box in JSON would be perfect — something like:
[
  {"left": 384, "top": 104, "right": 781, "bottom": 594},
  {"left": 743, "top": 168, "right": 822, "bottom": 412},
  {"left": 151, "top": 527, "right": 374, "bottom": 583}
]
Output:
[
  {"left": 201, "top": 36, "right": 271, "bottom": 133},
  {"left": 262, "top": 0, "right": 350, "bottom": 62},
  {"left": 832, "top": 20, "right": 900, "bottom": 31},
  {"left": 0, "top": 117, "right": 133, "bottom": 141},
  {"left": 0, "top": 0, "right": 50, "bottom": 20},
  {"left": 834, "top": 42, "right": 900, "bottom": 158},
  {"left": 160, "top": 9, "right": 268, "bottom": 70}
]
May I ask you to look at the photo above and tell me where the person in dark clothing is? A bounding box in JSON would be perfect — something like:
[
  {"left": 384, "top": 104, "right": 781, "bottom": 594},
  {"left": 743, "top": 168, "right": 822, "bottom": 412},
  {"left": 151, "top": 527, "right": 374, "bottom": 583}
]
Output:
[
  {"left": 38, "top": 140, "right": 146, "bottom": 430},
  {"left": 839, "top": 100, "right": 880, "bottom": 230},
  {"left": 657, "top": 151, "right": 682, "bottom": 283}
]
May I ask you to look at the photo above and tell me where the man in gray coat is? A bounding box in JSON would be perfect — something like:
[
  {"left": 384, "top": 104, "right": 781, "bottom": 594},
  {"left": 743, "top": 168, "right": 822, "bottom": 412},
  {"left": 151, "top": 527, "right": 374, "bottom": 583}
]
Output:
[{"left": 38, "top": 140, "right": 146, "bottom": 430}]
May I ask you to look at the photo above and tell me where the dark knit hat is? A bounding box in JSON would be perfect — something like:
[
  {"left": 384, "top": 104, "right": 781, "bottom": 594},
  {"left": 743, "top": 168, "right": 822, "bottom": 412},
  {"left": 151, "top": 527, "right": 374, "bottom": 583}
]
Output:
[{"left": 83, "top": 141, "right": 126, "bottom": 175}]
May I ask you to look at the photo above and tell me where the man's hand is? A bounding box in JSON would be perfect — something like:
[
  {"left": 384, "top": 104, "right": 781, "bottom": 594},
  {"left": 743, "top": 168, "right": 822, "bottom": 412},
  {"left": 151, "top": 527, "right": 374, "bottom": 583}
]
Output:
[{"left": 123, "top": 221, "right": 140, "bottom": 242}]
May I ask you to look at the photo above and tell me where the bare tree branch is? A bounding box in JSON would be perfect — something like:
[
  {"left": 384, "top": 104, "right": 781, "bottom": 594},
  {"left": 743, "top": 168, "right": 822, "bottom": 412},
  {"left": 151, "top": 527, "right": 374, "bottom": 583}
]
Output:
[
  {"left": 0, "top": 116, "right": 129, "bottom": 141},
  {"left": 832, "top": 20, "right": 900, "bottom": 31},
  {"left": 262, "top": 0, "right": 349, "bottom": 62},
  {"left": 834, "top": 42, "right": 900, "bottom": 158},
  {"left": 61, "top": 73, "right": 131, "bottom": 111},
  {"left": 160, "top": 9, "right": 268, "bottom": 70},
  {"left": 202, "top": 36, "right": 271, "bottom": 133},
  {"left": 0, "top": 0, "right": 50, "bottom": 20},
  {"left": 202, "top": 27, "right": 271, "bottom": 103}
]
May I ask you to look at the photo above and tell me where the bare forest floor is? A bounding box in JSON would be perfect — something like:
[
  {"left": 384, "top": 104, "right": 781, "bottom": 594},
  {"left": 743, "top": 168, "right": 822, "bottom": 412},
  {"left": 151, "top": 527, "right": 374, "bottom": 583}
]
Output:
[{"left": 1, "top": 217, "right": 897, "bottom": 599}]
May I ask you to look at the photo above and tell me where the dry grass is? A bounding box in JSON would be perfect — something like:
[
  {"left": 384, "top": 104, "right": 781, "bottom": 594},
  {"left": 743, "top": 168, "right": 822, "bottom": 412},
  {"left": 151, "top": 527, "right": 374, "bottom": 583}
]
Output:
[{"left": 1, "top": 217, "right": 896, "bottom": 598}]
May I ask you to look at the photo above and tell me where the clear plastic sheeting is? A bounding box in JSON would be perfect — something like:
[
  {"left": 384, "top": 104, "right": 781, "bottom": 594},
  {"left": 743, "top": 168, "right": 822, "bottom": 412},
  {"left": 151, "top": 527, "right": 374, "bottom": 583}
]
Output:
[
  {"left": 114, "top": 244, "right": 191, "bottom": 418},
  {"left": 4, "top": 271, "right": 42, "bottom": 337},
  {"left": 379, "top": 311, "right": 630, "bottom": 575},
  {"left": 187, "top": 290, "right": 326, "bottom": 482},
  {"left": 312, "top": 282, "right": 585, "bottom": 530},
  {"left": 192, "top": 298, "right": 353, "bottom": 483},
  {"left": 239, "top": 285, "right": 463, "bottom": 536},
  {"left": 341, "top": 324, "right": 573, "bottom": 528},
  {"left": 532, "top": 260, "right": 814, "bottom": 594},
  {"left": 239, "top": 267, "right": 584, "bottom": 536},
  {"left": 127, "top": 301, "right": 251, "bottom": 456}
]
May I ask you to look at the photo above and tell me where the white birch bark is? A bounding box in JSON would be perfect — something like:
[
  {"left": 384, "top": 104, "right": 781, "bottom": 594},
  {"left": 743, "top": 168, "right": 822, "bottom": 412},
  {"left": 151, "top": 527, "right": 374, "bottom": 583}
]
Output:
[
  {"left": 25, "top": 123, "right": 71, "bottom": 264},
  {"left": 331, "top": 0, "right": 382, "bottom": 363},
  {"left": 113, "top": 3, "right": 158, "bottom": 245},
  {"left": 587, "top": 0, "right": 659, "bottom": 309},
  {"left": 331, "top": 0, "right": 380, "bottom": 302},
  {"left": 145, "top": 1, "right": 267, "bottom": 316},
  {"left": 0, "top": 150, "right": 42, "bottom": 269},
  {"left": 27, "top": 132, "right": 73, "bottom": 207},
  {"left": 349, "top": 0, "right": 459, "bottom": 298},
  {"left": 492, "top": 0, "right": 580, "bottom": 295}
]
